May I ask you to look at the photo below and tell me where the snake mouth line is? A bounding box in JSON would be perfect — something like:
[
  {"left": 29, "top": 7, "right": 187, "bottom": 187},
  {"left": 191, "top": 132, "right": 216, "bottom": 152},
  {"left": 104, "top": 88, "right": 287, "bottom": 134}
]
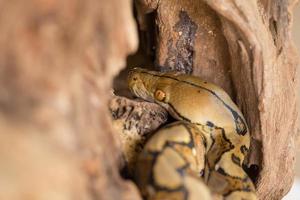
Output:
[{"left": 138, "top": 70, "right": 248, "bottom": 136}]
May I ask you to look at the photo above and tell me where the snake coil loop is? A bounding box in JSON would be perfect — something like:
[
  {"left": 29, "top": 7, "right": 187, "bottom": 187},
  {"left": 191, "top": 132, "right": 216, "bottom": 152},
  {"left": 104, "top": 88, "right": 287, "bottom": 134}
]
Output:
[{"left": 128, "top": 68, "right": 257, "bottom": 200}]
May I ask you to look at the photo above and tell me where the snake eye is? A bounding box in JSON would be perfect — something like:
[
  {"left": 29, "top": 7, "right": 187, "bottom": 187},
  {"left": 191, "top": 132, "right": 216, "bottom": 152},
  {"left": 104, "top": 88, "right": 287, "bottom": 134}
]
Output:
[{"left": 154, "top": 89, "right": 166, "bottom": 101}]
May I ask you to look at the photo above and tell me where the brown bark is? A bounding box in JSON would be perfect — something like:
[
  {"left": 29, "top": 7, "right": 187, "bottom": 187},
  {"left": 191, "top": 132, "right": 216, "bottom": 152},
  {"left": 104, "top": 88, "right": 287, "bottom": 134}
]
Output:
[
  {"left": 0, "top": 0, "right": 141, "bottom": 200},
  {"left": 109, "top": 96, "right": 168, "bottom": 173},
  {"left": 0, "top": 0, "right": 299, "bottom": 200},
  {"left": 136, "top": 0, "right": 233, "bottom": 96},
  {"left": 135, "top": 0, "right": 299, "bottom": 199}
]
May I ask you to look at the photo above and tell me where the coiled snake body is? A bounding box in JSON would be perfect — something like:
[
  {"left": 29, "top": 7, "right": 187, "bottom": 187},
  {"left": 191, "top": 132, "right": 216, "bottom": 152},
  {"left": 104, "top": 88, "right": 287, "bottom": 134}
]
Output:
[{"left": 128, "top": 68, "right": 257, "bottom": 200}]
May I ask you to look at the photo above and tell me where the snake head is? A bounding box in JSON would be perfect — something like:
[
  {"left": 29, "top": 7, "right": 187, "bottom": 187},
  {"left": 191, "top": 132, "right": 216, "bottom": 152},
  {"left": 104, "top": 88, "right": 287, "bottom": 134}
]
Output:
[{"left": 128, "top": 68, "right": 173, "bottom": 104}]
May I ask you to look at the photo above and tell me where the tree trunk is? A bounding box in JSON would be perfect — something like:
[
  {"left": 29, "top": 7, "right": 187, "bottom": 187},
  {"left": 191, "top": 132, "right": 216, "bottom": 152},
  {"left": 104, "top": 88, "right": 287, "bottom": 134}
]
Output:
[
  {"left": 135, "top": 0, "right": 299, "bottom": 199},
  {"left": 0, "top": 1, "right": 140, "bottom": 200},
  {"left": 0, "top": 0, "right": 298, "bottom": 200}
]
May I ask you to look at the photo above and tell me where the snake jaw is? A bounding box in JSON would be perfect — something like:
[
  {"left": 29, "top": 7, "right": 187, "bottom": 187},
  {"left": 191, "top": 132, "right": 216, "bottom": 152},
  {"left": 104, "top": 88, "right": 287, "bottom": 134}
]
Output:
[{"left": 128, "top": 68, "right": 156, "bottom": 102}]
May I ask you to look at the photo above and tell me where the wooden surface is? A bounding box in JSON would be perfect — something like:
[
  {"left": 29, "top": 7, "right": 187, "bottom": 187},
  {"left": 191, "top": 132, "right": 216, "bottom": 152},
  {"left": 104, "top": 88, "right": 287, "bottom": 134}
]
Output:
[
  {"left": 135, "top": 0, "right": 299, "bottom": 199},
  {"left": 0, "top": 0, "right": 298, "bottom": 199},
  {"left": 109, "top": 96, "right": 168, "bottom": 173},
  {"left": 0, "top": 1, "right": 141, "bottom": 200},
  {"left": 292, "top": 5, "right": 300, "bottom": 178}
]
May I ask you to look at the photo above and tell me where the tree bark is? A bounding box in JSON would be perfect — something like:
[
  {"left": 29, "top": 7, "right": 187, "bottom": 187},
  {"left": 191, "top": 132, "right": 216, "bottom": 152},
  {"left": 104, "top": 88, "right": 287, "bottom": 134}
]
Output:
[
  {"left": 0, "top": 0, "right": 141, "bottom": 200},
  {"left": 0, "top": 0, "right": 298, "bottom": 200},
  {"left": 109, "top": 96, "right": 168, "bottom": 173},
  {"left": 135, "top": 0, "right": 299, "bottom": 199}
]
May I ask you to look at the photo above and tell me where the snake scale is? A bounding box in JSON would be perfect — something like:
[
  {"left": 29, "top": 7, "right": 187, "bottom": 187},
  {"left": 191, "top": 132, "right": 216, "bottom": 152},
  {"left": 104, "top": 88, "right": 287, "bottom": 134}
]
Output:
[{"left": 128, "top": 68, "right": 257, "bottom": 200}]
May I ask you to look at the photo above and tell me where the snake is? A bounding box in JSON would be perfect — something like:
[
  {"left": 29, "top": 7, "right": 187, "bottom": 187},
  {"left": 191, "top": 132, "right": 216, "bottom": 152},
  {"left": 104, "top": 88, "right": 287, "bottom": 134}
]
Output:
[{"left": 128, "top": 68, "right": 257, "bottom": 200}]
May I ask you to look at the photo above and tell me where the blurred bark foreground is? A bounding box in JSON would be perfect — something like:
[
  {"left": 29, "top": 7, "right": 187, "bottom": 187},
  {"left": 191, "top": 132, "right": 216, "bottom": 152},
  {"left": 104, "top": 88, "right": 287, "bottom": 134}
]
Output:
[
  {"left": 136, "top": 0, "right": 299, "bottom": 199},
  {"left": 0, "top": 0, "right": 141, "bottom": 200},
  {"left": 0, "top": 1, "right": 299, "bottom": 200}
]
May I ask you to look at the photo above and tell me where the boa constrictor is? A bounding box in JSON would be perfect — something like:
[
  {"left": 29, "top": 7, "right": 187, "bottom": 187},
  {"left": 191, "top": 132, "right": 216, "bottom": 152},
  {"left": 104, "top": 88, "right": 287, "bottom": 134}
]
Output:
[{"left": 128, "top": 68, "right": 257, "bottom": 200}]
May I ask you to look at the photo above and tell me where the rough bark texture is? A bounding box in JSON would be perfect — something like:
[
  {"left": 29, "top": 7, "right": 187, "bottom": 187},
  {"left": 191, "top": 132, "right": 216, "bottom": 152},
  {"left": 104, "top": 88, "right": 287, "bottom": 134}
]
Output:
[
  {"left": 135, "top": 0, "right": 299, "bottom": 199},
  {"left": 136, "top": 0, "right": 233, "bottom": 96},
  {"left": 109, "top": 96, "right": 168, "bottom": 173},
  {"left": 1, "top": 0, "right": 299, "bottom": 200},
  {"left": 0, "top": 0, "right": 141, "bottom": 200}
]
